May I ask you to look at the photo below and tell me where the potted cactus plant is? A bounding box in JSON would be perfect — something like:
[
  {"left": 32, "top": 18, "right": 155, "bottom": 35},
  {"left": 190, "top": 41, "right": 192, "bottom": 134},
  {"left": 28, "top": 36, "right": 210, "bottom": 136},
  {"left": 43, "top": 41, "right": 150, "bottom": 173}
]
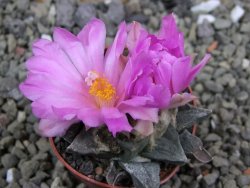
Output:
[{"left": 19, "top": 14, "right": 212, "bottom": 188}]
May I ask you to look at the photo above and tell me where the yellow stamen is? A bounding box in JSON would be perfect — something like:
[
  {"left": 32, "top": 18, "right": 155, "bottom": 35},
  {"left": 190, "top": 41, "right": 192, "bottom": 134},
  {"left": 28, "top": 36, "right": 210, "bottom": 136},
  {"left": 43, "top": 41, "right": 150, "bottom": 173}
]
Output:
[{"left": 89, "top": 77, "right": 116, "bottom": 103}]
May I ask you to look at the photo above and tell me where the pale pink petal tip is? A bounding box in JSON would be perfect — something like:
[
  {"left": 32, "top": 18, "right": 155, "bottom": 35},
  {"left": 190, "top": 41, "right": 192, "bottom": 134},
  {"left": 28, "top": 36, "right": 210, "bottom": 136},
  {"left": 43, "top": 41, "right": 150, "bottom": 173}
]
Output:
[
  {"left": 188, "top": 54, "right": 211, "bottom": 82},
  {"left": 134, "top": 120, "right": 154, "bottom": 136},
  {"left": 169, "top": 93, "right": 198, "bottom": 109},
  {"left": 38, "top": 119, "right": 77, "bottom": 137}
]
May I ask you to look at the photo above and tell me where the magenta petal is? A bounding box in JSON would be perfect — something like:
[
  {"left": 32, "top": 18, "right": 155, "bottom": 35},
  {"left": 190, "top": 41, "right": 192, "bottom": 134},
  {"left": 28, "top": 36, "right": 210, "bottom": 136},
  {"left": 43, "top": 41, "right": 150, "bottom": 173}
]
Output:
[
  {"left": 172, "top": 56, "right": 192, "bottom": 93},
  {"left": 19, "top": 75, "right": 85, "bottom": 102},
  {"left": 127, "top": 22, "right": 142, "bottom": 53},
  {"left": 53, "top": 27, "right": 78, "bottom": 43},
  {"left": 134, "top": 120, "right": 154, "bottom": 136},
  {"left": 38, "top": 119, "right": 77, "bottom": 137},
  {"left": 158, "top": 14, "right": 185, "bottom": 57},
  {"left": 119, "top": 96, "right": 154, "bottom": 107},
  {"left": 158, "top": 14, "right": 178, "bottom": 39},
  {"left": 102, "top": 107, "right": 132, "bottom": 136},
  {"left": 32, "top": 39, "right": 52, "bottom": 56},
  {"left": 187, "top": 54, "right": 211, "bottom": 83},
  {"left": 147, "top": 85, "right": 171, "bottom": 109},
  {"left": 30, "top": 94, "right": 89, "bottom": 119},
  {"left": 53, "top": 27, "right": 91, "bottom": 76},
  {"left": 31, "top": 101, "right": 52, "bottom": 119},
  {"left": 52, "top": 106, "right": 77, "bottom": 120},
  {"left": 104, "top": 22, "right": 127, "bottom": 85},
  {"left": 20, "top": 72, "right": 91, "bottom": 107},
  {"left": 118, "top": 96, "right": 159, "bottom": 123},
  {"left": 127, "top": 21, "right": 149, "bottom": 55},
  {"left": 77, "top": 108, "right": 103, "bottom": 127},
  {"left": 116, "top": 59, "right": 132, "bottom": 100},
  {"left": 168, "top": 93, "right": 197, "bottom": 109},
  {"left": 155, "top": 56, "right": 172, "bottom": 89},
  {"left": 25, "top": 56, "right": 85, "bottom": 93},
  {"left": 77, "top": 18, "right": 106, "bottom": 73},
  {"left": 119, "top": 105, "right": 159, "bottom": 123},
  {"left": 27, "top": 45, "right": 84, "bottom": 84},
  {"left": 178, "top": 33, "right": 185, "bottom": 57},
  {"left": 125, "top": 52, "right": 153, "bottom": 97}
]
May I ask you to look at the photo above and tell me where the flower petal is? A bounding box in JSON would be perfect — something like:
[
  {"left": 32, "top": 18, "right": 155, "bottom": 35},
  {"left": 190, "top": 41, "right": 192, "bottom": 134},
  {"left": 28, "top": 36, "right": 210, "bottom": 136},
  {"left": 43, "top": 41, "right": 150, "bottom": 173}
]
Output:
[
  {"left": 119, "top": 96, "right": 154, "bottom": 107},
  {"left": 53, "top": 27, "right": 91, "bottom": 76},
  {"left": 19, "top": 72, "right": 86, "bottom": 102},
  {"left": 32, "top": 39, "right": 52, "bottom": 56},
  {"left": 31, "top": 101, "right": 52, "bottom": 119},
  {"left": 171, "top": 56, "right": 192, "bottom": 93},
  {"left": 168, "top": 93, "right": 197, "bottom": 109},
  {"left": 77, "top": 18, "right": 106, "bottom": 73},
  {"left": 158, "top": 14, "right": 185, "bottom": 57},
  {"left": 119, "top": 104, "right": 159, "bottom": 123},
  {"left": 52, "top": 106, "right": 77, "bottom": 120},
  {"left": 147, "top": 85, "right": 171, "bottom": 109},
  {"left": 187, "top": 54, "right": 211, "bottom": 83},
  {"left": 27, "top": 43, "right": 84, "bottom": 83},
  {"left": 127, "top": 21, "right": 149, "bottom": 54},
  {"left": 102, "top": 107, "right": 132, "bottom": 136},
  {"left": 30, "top": 94, "right": 92, "bottom": 119},
  {"left": 104, "top": 22, "right": 127, "bottom": 86},
  {"left": 77, "top": 108, "right": 103, "bottom": 128},
  {"left": 38, "top": 119, "right": 78, "bottom": 137},
  {"left": 134, "top": 120, "right": 154, "bottom": 136}
]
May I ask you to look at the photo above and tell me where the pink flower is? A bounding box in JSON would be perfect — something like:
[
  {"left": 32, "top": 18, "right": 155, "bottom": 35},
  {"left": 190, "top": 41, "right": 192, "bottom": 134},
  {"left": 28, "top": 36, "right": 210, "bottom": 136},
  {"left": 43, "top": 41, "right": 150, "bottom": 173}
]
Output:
[
  {"left": 127, "top": 14, "right": 211, "bottom": 109},
  {"left": 19, "top": 19, "right": 159, "bottom": 137}
]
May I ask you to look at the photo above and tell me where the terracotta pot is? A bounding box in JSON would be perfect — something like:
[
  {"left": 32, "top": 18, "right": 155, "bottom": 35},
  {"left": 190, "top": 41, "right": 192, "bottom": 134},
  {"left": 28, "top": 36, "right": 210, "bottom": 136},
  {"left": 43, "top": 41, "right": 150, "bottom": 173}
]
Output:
[{"left": 49, "top": 88, "right": 197, "bottom": 188}]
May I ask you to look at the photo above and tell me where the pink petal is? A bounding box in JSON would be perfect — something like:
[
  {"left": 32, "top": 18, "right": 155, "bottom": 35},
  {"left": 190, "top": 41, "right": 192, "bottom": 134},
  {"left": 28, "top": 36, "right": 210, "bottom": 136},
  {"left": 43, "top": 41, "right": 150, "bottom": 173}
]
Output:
[
  {"left": 26, "top": 56, "right": 85, "bottom": 91},
  {"left": 158, "top": 14, "right": 179, "bottom": 42},
  {"left": 102, "top": 107, "right": 132, "bottom": 136},
  {"left": 53, "top": 27, "right": 91, "bottom": 76},
  {"left": 20, "top": 45, "right": 95, "bottom": 123},
  {"left": 20, "top": 71, "right": 92, "bottom": 106},
  {"left": 125, "top": 52, "right": 152, "bottom": 97},
  {"left": 77, "top": 108, "right": 103, "bottom": 128},
  {"left": 21, "top": 72, "right": 93, "bottom": 120},
  {"left": 32, "top": 39, "right": 52, "bottom": 56},
  {"left": 31, "top": 101, "right": 52, "bottom": 119},
  {"left": 119, "top": 96, "right": 154, "bottom": 107},
  {"left": 127, "top": 21, "right": 149, "bottom": 55},
  {"left": 104, "top": 22, "right": 127, "bottom": 86},
  {"left": 171, "top": 56, "right": 192, "bottom": 93},
  {"left": 30, "top": 94, "right": 92, "bottom": 119},
  {"left": 168, "top": 93, "right": 198, "bottom": 109},
  {"left": 187, "top": 54, "right": 211, "bottom": 83},
  {"left": 119, "top": 105, "right": 159, "bottom": 123},
  {"left": 38, "top": 119, "right": 78, "bottom": 137},
  {"left": 52, "top": 106, "right": 77, "bottom": 120},
  {"left": 116, "top": 59, "right": 132, "bottom": 100},
  {"left": 147, "top": 85, "right": 171, "bottom": 109},
  {"left": 77, "top": 18, "right": 106, "bottom": 73},
  {"left": 158, "top": 14, "right": 185, "bottom": 57},
  {"left": 134, "top": 120, "right": 154, "bottom": 136},
  {"left": 27, "top": 45, "right": 84, "bottom": 83},
  {"left": 155, "top": 55, "right": 172, "bottom": 89},
  {"left": 19, "top": 75, "right": 85, "bottom": 102},
  {"left": 127, "top": 21, "right": 142, "bottom": 53}
]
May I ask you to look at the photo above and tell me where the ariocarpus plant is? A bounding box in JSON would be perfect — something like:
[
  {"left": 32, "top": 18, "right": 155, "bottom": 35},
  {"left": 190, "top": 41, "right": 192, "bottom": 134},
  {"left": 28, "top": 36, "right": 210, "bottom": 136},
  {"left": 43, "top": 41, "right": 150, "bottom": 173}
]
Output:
[{"left": 20, "top": 14, "right": 212, "bottom": 188}]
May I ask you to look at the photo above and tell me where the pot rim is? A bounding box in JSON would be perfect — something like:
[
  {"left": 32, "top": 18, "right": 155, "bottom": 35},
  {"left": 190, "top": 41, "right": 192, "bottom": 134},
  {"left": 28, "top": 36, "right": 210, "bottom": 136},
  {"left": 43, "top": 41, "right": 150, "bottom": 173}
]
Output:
[{"left": 49, "top": 87, "right": 197, "bottom": 187}]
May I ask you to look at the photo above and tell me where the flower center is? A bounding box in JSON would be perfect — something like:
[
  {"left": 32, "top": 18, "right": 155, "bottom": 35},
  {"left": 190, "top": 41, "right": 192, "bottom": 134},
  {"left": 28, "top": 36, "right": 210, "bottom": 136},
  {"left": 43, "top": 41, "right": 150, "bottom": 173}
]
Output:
[
  {"left": 89, "top": 78, "right": 116, "bottom": 102},
  {"left": 85, "top": 71, "right": 116, "bottom": 106}
]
